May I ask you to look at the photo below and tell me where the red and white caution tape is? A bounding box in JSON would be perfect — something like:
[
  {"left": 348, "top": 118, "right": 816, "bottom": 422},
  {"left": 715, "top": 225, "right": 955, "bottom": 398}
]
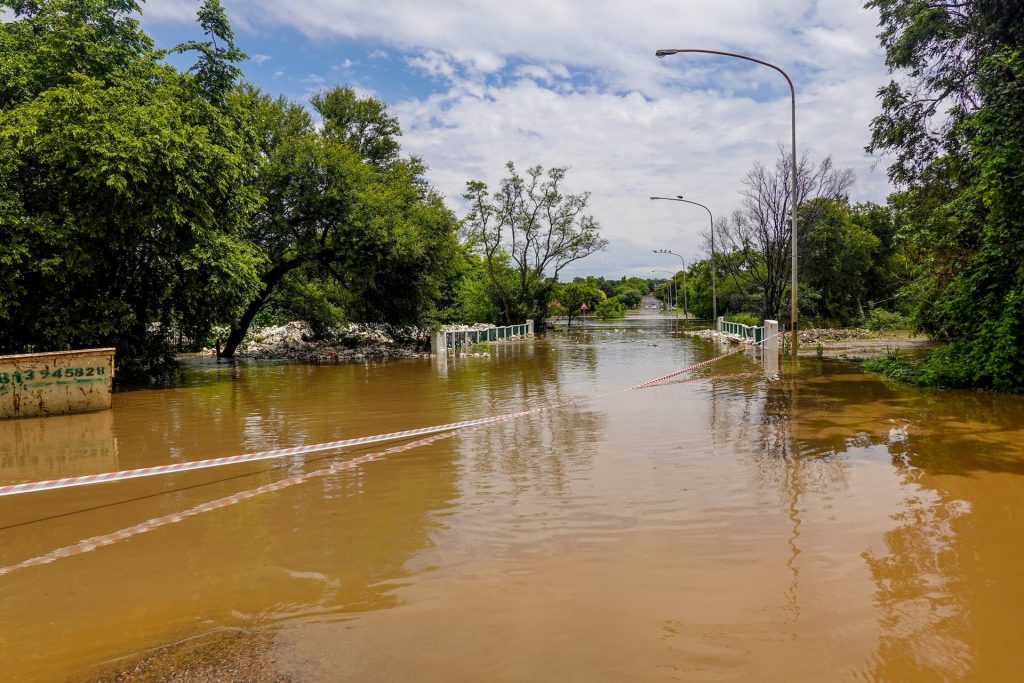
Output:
[
  {"left": 0, "top": 342, "right": 773, "bottom": 576},
  {"left": 0, "top": 340, "right": 770, "bottom": 500},
  {"left": 0, "top": 406, "right": 554, "bottom": 498},
  {"left": 0, "top": 428, "right": 471, "bottom": 576}
]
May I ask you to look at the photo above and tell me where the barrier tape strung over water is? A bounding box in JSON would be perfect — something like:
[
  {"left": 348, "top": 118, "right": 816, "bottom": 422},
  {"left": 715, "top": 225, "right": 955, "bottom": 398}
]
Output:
[
  {"left": 0, "top": 336, "right": 779, "bottom": 576},
  {"left": 0, "top": 428, "right": 474, "bottom": 577},
  {"left": 0, "top": 337, "right": 767, "bottom": 500},
  {"left": 0, "top": 406, "right": 557, "bottom": 498}
]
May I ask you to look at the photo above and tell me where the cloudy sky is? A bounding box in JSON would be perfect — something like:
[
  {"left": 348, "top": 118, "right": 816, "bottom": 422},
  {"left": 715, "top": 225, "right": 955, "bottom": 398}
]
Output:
[{"left": 143, "top": 0, "right": 894, "bottom": 279}]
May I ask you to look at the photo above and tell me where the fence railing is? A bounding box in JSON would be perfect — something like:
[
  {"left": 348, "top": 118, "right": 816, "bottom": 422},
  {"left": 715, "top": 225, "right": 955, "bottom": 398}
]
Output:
[
  {"left": 717, "top": 317, "right": 764, "bottom": 344},
  {"left": 432, "top": 320, "right": 534, "bottom": 355}
]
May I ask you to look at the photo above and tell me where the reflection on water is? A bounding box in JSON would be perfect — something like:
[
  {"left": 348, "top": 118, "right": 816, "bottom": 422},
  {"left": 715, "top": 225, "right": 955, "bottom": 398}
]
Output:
[
  {"left": 0, "top": 410, "right": 118, "bottom": 482},
  {"left": 1, "top": 324, "right": 1024, "bottom": 681}
]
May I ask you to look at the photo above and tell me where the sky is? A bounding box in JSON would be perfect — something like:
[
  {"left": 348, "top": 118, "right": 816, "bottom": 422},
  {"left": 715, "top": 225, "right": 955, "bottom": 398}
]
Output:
[{"left": 141, "top": 0, "right": 895, "bottom": 280}]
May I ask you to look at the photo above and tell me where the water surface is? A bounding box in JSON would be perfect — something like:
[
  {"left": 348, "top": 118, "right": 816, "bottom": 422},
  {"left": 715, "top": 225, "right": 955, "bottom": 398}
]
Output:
[{"left": 2, "top": 320, "right": 1024, "bottom": 681}]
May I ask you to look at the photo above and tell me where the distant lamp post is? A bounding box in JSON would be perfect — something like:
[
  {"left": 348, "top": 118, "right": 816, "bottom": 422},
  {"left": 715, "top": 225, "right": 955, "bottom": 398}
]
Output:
[
  {"left": 650, "top": 195, "right": 716, "bottom": 321},
  {"left": 653, "top": 249, "right": 688, "bottom": 319},
  {"left": 656, "top": 47, "right": 799, "bottom": 357},
  {"left": 651, "top": 269, "right": 676, "bottom": 313}
]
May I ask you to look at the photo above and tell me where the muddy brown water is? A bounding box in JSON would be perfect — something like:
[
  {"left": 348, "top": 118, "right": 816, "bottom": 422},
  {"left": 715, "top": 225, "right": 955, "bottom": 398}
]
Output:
[{"left": 2, "top": 319, "right": 1024, "bottom": 682}]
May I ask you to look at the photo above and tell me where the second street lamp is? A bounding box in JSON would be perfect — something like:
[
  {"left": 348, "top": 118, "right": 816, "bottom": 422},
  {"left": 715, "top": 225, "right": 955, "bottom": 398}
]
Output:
[
  {"left": 653, "top": 249, "right": 687, "bottom": 319},
  {"left": 650, "top": 195, "right": 717, "bottom": 320}
]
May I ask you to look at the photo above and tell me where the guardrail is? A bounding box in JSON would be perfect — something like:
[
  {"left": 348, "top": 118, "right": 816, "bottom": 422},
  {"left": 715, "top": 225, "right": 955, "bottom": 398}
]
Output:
[
  {"left": 717, "top": 317, "right": 764, "bottom": 344},
  {"left": 431, "top": 320, "right": 534, "bottom": 355}
]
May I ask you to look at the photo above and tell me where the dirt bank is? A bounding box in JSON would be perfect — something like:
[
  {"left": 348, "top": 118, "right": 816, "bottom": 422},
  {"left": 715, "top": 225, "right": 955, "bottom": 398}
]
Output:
[{"left": 86, "top": 629, "right": 289, "bottom": 683}]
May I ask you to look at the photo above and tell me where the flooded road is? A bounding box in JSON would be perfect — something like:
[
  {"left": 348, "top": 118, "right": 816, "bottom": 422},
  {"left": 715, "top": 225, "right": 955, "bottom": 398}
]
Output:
[{"left": 3, "top": 319, "right": 1024, "bottom": 681}]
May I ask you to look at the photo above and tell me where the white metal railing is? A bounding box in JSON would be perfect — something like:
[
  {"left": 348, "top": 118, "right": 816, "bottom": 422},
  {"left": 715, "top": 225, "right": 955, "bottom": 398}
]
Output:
[{"left": 431, "top": 320, "right": 534, "bottom": 356}]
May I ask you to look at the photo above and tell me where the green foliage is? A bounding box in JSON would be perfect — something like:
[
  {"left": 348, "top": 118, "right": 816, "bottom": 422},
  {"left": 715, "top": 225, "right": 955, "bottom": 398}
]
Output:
[
  {"left": 613, "top": 287, "right": 644, "bottom": 308},
  {"left": 800, "top": 198, "right": 880, "bottom": 324},
  {"left": 454, "top": 249, "right": 510, "bottom": 324},
  {"left": 725, "top": 312, "right": 761, "bottom": 327},
  {"left": 462, "top": 163, "right": 606, "bottom": 326},
  {"left": 553, "top": 280, "right": 602, "bottom": 326},
  {"left": 868, "top": 1, "right": 1024, "bottom": 390},
  {"left": 0, "top": 1, "right": 464, "bottom": 380},
  {"left": 173, "top": 0, "right": 246, "bottom": 104},
  {"left": 864, "top": 308, "right": 911, "bottom": 331},
  {"left": 219, "top": 84, "right": 461, "bottom": 356},
  {"left": 595, "top": 298, "right": 626, "bottom": 320},
  {"left": 0, "top": 0, "right": 262, "bottom": 379}
]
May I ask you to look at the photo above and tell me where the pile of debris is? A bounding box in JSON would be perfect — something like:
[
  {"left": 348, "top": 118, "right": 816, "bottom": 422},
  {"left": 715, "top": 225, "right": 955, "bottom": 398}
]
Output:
[
  {"left": 683, "top": 329, "right": 757, "bottom": 344},
  {"left": 794, "top": 328, "right": 882, "bottom": 344},
  {"left": 207, "top": 322, "right": 432, "bottom": 362}
]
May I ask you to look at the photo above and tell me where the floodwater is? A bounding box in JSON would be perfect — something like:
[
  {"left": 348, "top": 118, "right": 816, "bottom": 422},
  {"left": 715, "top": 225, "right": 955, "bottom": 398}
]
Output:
[{"left": 2, "top": 319, "right": 1024, "bottom": 682}]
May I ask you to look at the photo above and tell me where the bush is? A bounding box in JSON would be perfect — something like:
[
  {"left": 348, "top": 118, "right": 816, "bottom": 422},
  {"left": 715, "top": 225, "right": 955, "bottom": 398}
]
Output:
[
  {"left": 595, "top": 299, "right": 626, "bottom": 320},
  {"left": 725, "top": 312, "right": 761, "bottom": 327},
  {"left": 864, "top": 308, "right": 911, "bottom": 331}
]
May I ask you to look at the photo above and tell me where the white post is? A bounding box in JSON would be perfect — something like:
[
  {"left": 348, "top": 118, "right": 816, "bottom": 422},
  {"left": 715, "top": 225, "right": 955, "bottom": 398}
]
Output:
[
  {"left": 431, "top": 331, "right": 447, "bottom": 358},
  {"left": 764, "top": 320, "right": 779, "bottom": 355},
  {"left": 763, "top": 319, "right": 779, "bottom": 376},
  {"left": 717, "top": 316, "right": 724, "bottom": 333},
  {"left": 527, "top": 319, "right": 534, "bottom": 335}
]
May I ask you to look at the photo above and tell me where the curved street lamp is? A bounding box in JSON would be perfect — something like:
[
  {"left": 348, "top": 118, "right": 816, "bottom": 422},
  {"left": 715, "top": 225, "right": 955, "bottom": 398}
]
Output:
[
  {"left": 651, "top": 269, "right": 676, "bottom": 313},
  {"left": 653, "top": 249, "right": 688, "bottom": 319},
  {"left": 655, "top": 48, "right": 799, "bottom": 357},
  {"left": 650, "top": 196, "right": 716, "bottom": 320}
]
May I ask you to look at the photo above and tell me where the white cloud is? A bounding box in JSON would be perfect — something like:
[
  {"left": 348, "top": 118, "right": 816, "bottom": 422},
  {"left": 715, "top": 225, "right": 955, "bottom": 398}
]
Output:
[
  {"left": 250, "top": 54, "right": 273, "bottom": 65},
  {"left": 144, "top": 0, "right": 894, "bottom": 277},
  {"left": 139, "top": 0, "right": 198, "bottom": 23}
]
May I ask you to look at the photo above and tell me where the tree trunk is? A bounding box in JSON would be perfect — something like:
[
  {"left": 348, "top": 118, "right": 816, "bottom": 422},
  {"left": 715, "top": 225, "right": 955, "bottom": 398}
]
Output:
[{"left": 220, "top": 259, "right": 303, "bottom": 358}]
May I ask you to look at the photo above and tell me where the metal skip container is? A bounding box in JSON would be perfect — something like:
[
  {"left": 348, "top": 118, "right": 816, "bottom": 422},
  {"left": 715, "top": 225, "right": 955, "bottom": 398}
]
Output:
[{"left": 0, "top": 348, "right": 115, "bottom": 419}]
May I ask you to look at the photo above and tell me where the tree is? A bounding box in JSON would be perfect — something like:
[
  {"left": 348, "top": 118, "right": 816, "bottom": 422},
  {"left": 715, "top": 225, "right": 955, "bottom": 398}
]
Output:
[
  {"left": 554, "top": 280, "right": 602, "bottom": 327},
  {"left": 463, "top": 163, "right": 607, "bottom": 326},
  {"left": 219, "top": 86, "right": 459, "bottom": 357},
  {"left": 867, "top": 0, "right": 1024, "bottom": 390},
  {"left": 0, "top": 0, "right": 263, "bottom": 380},
  {"left": 800, "top": 198, "right": 880, "bottom": 325},
  {"left": 712, "top": 148, "right": 854, "bottom": 321},
  {"left": 613, "top": 286, "right": 644, "bottom": 309},
  {"left": 595, "top": 298, "right": 626, "bottom": 320}
]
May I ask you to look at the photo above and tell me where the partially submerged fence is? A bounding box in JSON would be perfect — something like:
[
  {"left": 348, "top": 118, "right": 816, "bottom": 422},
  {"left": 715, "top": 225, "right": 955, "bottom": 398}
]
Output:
[
  {"left": 431, "top": 321, "right": 534, "bottom": 356},
  {"left": 717, "top": 317, "right": 765, "bottom": 344},
  {"left": 715, "top": 317, "right": 782, "bottom": 358}
]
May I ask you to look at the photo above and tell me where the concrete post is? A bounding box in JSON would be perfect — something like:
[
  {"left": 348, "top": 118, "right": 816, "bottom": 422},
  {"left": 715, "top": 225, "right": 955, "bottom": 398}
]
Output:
[
  {"left": 717, "top": 316, "right": 724, "bottom": 333},
  {"left": 763, "top": 319, "right": 779, "bottom": 376},
  {"left": 764, "top": 320, "right": 779, "bottom": 355},
  {"left": 527, "top": 319, "right": 534, "bottom": 335},
  {"left": 430, "top": 331, "right": 447, "bottom": 357}
]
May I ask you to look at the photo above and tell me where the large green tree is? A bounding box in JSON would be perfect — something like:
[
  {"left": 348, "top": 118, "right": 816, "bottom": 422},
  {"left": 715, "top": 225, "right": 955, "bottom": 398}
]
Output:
[
  {"left": 219, "top": 86, "right": 460, "bottom": 357},
  {"left": 867, "top": 0, "right": 1024, "bottom": 389},
  {"left": 462, "top": 163, "right": 607, "bottom": 326},
  {"left": 0, "top": 0, "right": 263, "bottom": 380}
]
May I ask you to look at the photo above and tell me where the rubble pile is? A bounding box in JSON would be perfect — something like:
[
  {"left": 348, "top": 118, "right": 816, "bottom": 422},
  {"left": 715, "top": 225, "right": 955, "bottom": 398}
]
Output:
[{"left": 207, "top": 322, "right": 432, "bottom": 362}]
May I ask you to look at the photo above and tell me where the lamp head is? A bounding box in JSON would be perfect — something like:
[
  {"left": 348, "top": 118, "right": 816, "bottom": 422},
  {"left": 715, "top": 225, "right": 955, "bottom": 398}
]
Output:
[{"left": 655, "top": 49, "right": 677, "bottom": 58}]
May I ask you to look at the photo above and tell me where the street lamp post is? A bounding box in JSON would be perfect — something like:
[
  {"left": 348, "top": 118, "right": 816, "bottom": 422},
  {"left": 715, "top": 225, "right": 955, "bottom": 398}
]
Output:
[
  {"left": 651, "top": 269, "right": 676, "bottom": 313},
  {"left": 653, "top": 249, "right": 687, "bottom": 319},
  {"left": 650, "top": 196, "right": 716, "bottom": 321},
  {"left": 656, "top": 48, "right": 799, "bottom": 357}
]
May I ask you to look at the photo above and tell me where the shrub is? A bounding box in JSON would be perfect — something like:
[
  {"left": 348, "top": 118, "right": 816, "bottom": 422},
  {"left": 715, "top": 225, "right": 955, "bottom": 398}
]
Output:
[
  {"left": 595, "top": 299, "right": 626, "bottom": 320},
  {"left": 864, "top": 308, "right": 911, "bottom": 331},
  {"left": 725, "top": 312, "right": 761, "bottom": 327}
]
